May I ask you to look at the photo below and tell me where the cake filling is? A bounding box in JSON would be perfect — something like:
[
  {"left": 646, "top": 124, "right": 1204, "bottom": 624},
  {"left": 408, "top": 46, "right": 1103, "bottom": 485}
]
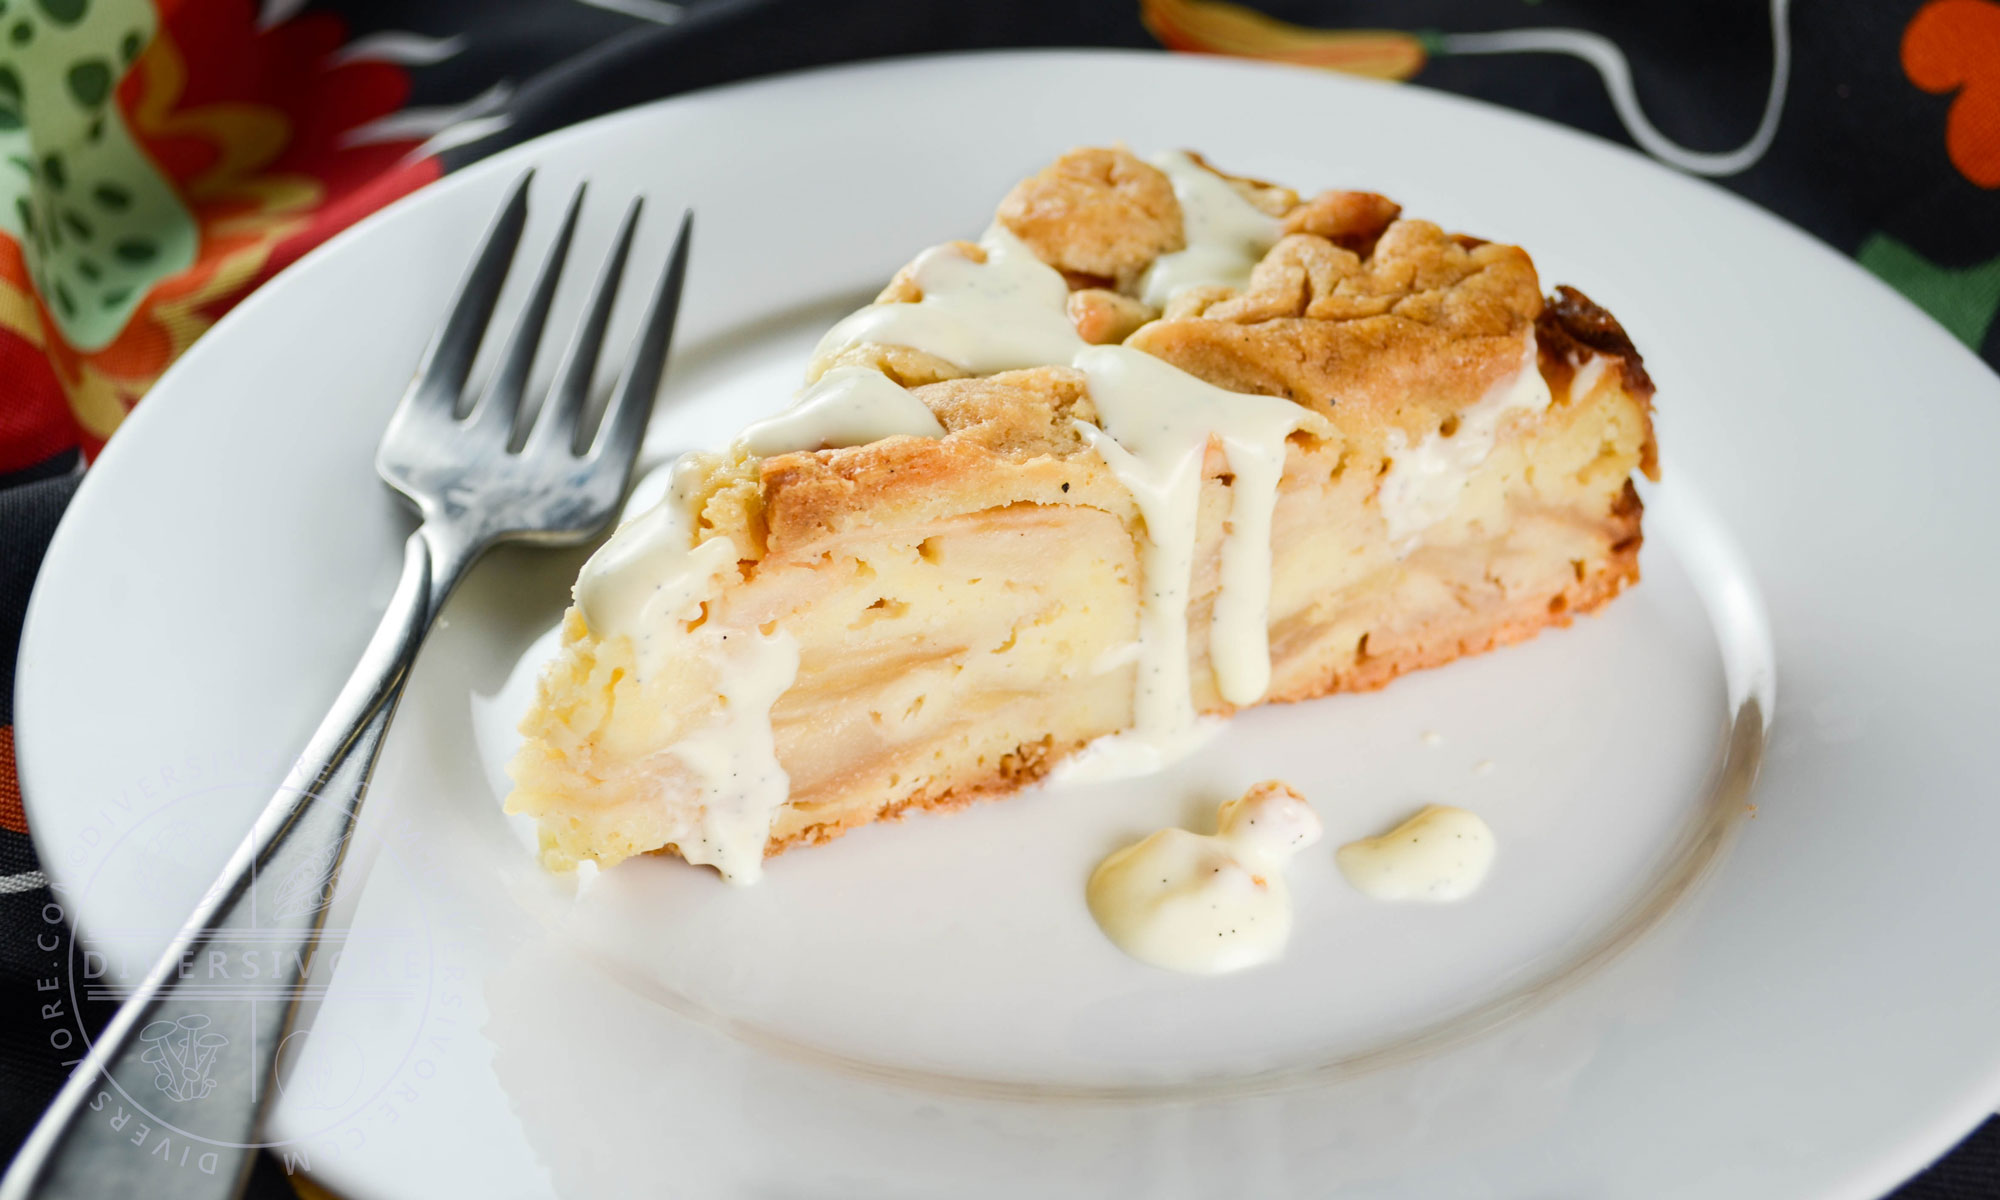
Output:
[{"left": 1378, "top": 334, "right": 1552, "bottom": 551}]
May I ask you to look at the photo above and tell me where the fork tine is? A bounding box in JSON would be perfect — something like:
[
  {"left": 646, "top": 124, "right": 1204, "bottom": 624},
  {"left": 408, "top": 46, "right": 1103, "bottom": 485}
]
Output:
[
  {"left": 467, "top": 181, "right": 587, "bottom": 442},
  {"left": 397, "top": 169, "right": 533, "bottom": 420},
  {"left": 588, "top": 209, "right": 692, "bottom": 467},
  {"left": 524, "top": 195, "right": 643, "bottom": 456}
]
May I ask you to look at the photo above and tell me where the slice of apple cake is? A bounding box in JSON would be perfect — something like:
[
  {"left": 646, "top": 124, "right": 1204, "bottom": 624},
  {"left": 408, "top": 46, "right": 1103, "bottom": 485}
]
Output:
[{"left": 505, "top": 147, "right": 1657, "bottom": 883}]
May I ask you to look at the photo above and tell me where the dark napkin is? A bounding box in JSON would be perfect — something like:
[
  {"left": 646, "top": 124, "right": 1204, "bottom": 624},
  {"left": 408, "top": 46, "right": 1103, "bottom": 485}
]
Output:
[{"left": 2, "top": 2, "right": 1996, "bottom": 1195}]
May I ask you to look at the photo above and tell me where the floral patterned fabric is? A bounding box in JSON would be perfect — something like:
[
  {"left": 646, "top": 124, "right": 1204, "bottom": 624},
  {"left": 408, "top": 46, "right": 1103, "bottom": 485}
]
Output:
[
  {"left": 0, "top": 2, "right": 1996, "bottom": 1196},
  {"left": 2, "top": 0, "right": 441, "bottom": 470}
]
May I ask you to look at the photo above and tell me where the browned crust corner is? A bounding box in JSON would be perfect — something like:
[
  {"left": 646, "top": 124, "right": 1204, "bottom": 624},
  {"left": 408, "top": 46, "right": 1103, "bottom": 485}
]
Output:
[
  {"left": 1538, "top": 286, "right": 1659, "bottom": 480},
  {"left": 1540, "top": 285, "right": 1655, "bottom": 396}
]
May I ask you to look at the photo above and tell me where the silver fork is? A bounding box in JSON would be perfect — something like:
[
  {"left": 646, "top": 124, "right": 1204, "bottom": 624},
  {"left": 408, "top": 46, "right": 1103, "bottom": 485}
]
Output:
[{"left": 0, "top": 172, "right": 690, "bottom": 1200}]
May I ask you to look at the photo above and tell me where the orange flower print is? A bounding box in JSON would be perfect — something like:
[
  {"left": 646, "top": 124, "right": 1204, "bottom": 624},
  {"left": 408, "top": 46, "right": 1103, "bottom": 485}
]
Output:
[
  {"left": 1141, "top": 0, "right": 1427, "bottom": 82},
  {"left": 1903, "top": 0, "right": 2000, "bottom": 188}
]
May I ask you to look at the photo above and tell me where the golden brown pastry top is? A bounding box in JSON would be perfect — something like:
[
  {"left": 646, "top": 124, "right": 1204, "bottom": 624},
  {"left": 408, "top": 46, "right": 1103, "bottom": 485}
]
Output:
[
  {"left": 993, "top": 147, "right": 1298, "bottom": 289},
  {"left": 995, "top": 148, "right": 1187, "bottom": 288},
  {"left": 715, "top": 146, "right": 1652, "bottom": 559},
  {"left": 1133, "top": 220, "right": 1543, "bottom": 432}
]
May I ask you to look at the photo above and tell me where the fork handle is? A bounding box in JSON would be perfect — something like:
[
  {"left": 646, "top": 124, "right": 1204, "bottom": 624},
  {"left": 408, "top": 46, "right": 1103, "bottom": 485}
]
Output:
[{"left": 1, "top": 532, "right": 439, "bottom": 1200}]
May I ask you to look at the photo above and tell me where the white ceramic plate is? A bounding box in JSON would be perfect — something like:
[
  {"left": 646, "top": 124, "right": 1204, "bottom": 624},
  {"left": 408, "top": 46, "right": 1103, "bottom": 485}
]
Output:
[{"left": 18, "top": 51, "right": 2000, "bottom": 1199}]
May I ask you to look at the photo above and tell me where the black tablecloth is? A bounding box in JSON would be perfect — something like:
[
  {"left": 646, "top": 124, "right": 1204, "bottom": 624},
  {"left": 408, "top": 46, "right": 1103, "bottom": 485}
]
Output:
[{"left": 3, "top": 2, "right": 1998, "bottom": 1195}]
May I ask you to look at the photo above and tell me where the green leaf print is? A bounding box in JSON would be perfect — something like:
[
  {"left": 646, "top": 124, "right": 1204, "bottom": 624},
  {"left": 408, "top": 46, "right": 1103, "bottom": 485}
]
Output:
[{"left": 0, "top": 0, "right": 197, "bottom": 351}]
